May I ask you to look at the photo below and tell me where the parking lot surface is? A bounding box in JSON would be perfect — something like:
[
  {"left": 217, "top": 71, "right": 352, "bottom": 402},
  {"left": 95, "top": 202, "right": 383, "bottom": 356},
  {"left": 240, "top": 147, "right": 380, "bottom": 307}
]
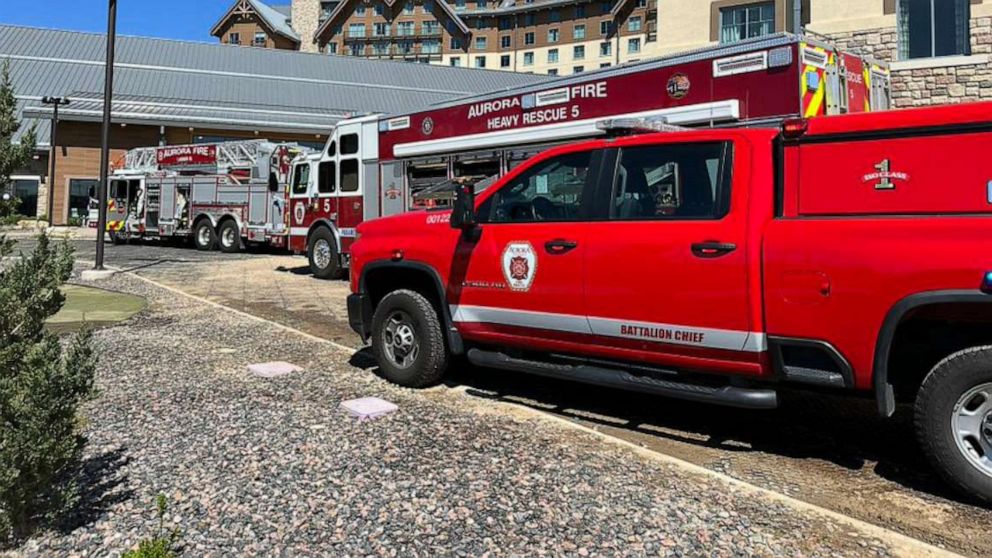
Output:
[{"left": 12, "top": 236, "right": 991, "bottom": 555}]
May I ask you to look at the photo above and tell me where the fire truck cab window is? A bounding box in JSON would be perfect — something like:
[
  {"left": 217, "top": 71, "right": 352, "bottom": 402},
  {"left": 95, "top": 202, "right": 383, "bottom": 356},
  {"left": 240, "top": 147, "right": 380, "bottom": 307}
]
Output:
[
  {"left": 292, "top": 163, "right": 310, "bottom": 195},
  {"left": 610, "top": 142, "right": 731, "bottom": 220},
  {"left": 484, "top": 151, "right": 591, "bottom": 223},
  {"left": 326, "top": 140, "right": 336, "bottom": 157},
  {"left": 340, "top": 134, "right": 359, "bottom": 155},
  {"left": 341, "top": 159, "right": 360, "bottom": 192},
  {"left": 318, "top": 161, "right": 336, "bottom": 194}
]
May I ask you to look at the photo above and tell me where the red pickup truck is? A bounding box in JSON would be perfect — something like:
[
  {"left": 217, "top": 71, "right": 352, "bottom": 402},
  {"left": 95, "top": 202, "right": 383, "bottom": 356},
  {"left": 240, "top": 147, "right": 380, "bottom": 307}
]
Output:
[{"left": 348, "top": 101, "right": 992, "bottom": 503}]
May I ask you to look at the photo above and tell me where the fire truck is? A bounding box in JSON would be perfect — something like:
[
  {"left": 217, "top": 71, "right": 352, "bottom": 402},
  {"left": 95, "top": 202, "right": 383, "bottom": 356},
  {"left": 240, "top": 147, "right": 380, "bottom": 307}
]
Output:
[
  {"left": 288, "top": 33, "right": 890, "bottom": 279},
  {"left": 97, "top": 140, "right": 312, "bottom": 251}
]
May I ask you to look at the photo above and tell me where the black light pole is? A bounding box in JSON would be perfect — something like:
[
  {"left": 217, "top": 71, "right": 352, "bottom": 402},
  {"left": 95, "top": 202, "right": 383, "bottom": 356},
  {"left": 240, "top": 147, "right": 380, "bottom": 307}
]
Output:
[
  {"left": 41, "top": 96, "right": 70, "bottom": 225},
  {"left": 94, "top": 0, "right": 117, "bottom": 271}
]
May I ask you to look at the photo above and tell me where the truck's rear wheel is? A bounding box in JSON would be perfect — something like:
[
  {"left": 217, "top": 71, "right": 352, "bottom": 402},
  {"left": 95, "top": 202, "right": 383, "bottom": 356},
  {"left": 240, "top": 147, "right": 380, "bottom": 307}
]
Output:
[
  {"left": 193, "top": 219, "right": 216, "bottom": 251},
  {"left": 217, "top": 220, "right": 242, "bottom": 254},
  {"left": 371, "top": 289, "right": 448, "bottom": 388},
  {"left": 916, "top": 346, "right": 992, "bottom": 505},
  {"left": 307, "top": 227, "right": 342, "bottom": 280}
]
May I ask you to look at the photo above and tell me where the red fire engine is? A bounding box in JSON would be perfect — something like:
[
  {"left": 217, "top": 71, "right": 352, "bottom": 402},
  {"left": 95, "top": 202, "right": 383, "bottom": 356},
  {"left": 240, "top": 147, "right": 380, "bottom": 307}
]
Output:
[
  {"left": 288, "top": 33, "right": 890, "bottom": 279},
  {"left": 98, "top": 140, "right": 312, "bottom": 251}
]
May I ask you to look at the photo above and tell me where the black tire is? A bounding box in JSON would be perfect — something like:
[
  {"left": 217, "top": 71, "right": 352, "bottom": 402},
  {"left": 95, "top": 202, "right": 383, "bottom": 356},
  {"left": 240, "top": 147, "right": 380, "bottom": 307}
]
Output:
[
  {"left": 370, "top": 289, "right": 448, "bottom": 388},
  {"left": 108, "top": 231, "right": 126, "bottom": 245},
  {"left": 915, "top": 345, "right": 992, "bottom": 506},
  {"left": 217, "top": 219, "right": 242, "bottom": 254},
  {"left": 193, "top": 219, "right": 216, "bottom": 251},
  {"left": 307, "top": 227, "right": 342, "bottom": 280}
]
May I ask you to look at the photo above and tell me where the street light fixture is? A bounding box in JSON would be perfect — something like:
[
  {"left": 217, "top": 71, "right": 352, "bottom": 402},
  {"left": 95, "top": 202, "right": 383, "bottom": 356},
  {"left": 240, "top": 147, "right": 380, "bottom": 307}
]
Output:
[
  {"left": 40, "top": 96, "right": 70, "bottom": 225},
  {"left": 94, "top": 0, "right": 117, "bottom": 271}
]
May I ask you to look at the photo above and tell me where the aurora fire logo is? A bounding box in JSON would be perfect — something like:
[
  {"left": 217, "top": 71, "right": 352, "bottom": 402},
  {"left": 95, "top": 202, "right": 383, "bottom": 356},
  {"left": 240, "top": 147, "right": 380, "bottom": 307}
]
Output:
[{"left": 502, "top": 241, "right": 537, "bottom": 292}]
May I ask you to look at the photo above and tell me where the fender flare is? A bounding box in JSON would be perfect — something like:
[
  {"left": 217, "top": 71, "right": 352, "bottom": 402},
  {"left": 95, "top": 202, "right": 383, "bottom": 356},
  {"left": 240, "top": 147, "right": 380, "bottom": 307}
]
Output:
[
  {"left": 191, "top": 212, "right": 217, "bottom": 229},
  {"left": 873, "top": 289, "right": 992, "bottom": 417},
  {"left": 306, "top": 219, "right": 342, "bottom": 253},
  {"left": 358, "top": 260, "right": 464, "bottom": 355},
  {"left": 215, "top": 213, "right": 244, "bottom": 235}
]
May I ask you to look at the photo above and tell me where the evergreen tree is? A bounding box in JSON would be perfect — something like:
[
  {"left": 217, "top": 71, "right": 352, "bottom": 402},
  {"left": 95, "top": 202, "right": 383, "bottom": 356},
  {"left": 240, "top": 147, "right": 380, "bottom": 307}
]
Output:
[{"left": 0, "top": 58, "right": 37, "bottom": 217}]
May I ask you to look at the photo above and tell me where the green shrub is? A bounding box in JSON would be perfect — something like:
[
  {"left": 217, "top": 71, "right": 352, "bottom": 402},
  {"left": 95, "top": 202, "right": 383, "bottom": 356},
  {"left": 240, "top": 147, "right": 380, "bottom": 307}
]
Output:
[
  {"left": 0, "top": 213, "right": 26, "bottom": 227},
  {"left": 0, "top": 233, "right": 96, "bottom": 543},
  {"left": 123, "top": 494, "right": 180, "bottom": 558}
]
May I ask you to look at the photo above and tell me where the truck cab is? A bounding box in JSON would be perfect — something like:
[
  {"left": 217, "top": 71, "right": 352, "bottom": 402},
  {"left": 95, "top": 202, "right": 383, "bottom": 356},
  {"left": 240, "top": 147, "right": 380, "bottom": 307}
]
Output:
[{"left": 347, "top": 101, "right": 992, "bottom": 504}]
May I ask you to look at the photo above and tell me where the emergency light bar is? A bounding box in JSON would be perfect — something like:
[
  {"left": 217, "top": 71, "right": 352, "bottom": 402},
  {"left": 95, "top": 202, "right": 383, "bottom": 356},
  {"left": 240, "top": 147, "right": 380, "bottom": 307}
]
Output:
[{"left": 595, "top": 117, "right": 690, "bottom": 135}]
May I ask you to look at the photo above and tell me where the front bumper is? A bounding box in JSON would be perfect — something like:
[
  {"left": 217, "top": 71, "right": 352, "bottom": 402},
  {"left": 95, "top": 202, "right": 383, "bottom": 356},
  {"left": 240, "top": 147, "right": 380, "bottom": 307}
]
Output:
[{"left": 347, "top": 293, "right": 373, "bottom": 341}]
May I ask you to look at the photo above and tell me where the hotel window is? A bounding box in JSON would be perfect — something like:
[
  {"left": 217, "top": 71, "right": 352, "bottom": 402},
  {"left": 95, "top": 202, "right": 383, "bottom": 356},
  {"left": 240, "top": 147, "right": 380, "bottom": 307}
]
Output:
[
  {"left": 475, "top": 36, "right": 487, "bottom": 50},
  {"left": 600, "top": 41, "right": 612, "bottom": 56},
  {"left": 548, "top": 68, "right": 559, "bottom": 75},
  {"left": 451, "top": 37, "right": 464, "bottom": 49},
  {"left": 397, "top": 21, "right": 415, "bottom": 36},
  {"left": 501, "top": 54, "right": 511, "bottom": 68},
  {"left": 356, "top": 4, "right": 366, "bottom": 15},
  {"left": 68, "top": 179, "right": 98, "bottom": 222},
  {"left": 628, "top": 37, "right": 641, "bottom": 53},
  {"left": 523, "top": 51, "right": 534, "bottom": 65},
  {"left": 253, "top": 33, "right": 267, "bottom": 47},
  {"left": 450, "top": 56, "right": 462, "bottom": 65},
  {"left": 600, "top": 20, "right": 612, "bottom": 36},
  {"left": 576, "top": 4, "right": 586, "bottom": 17},
  {"left": 524, "top": 32, "right": 535, "bottom": 45},
  {"left": 501, "top": 35, "right": 512, "bottom": 48},
  {"left": 628, "top": 16, "right": 642, "bottom": 32},
  {"left": 548, "top": 48, "right": 559, "bottom": 63},
  {"left": 375, "top": 3, "right": 385, "bottom": 15},
  {"left": 373, "top": 41, "right": 390, "bottom": 55},
  {"left": 574, "top": 24, "right": 585, "bottom": 40},
  {"left": 423, "top": 39, "right": 441, "bottom": 53},
  {"left": 349, "top": 43, "right": 364, "bottom": 55},
  {"left": 524, "top": 13, "right": 536, "bottom": 25},
  {"left": 499, "top": 17, "right": 512, "bottom": 30},
  {"left": 600, "top": 62, "right": 611, "bottom": 68},
  {"left": 374, "top": 22, "right": 389, "bottom": 36},
  {"left": 326, "top": 42, "right": 338, "bottom": 54},
  {"left": 425, "top": 0, "right": 434, "bottom": 11},
  {"left": 423, "top": 21, "right": 440, "bottom": 34},
  {"left": 548, "top": 28, "right": 559, "bottom": 43},
  {"left": 348, "top": 23, "right": 366, "bottom": 37},
  {"left": 573, "top": 44, "right": 585, "bottom": 60},
  {"left": 601, "top": 1, "right": 611, "bottom": 14},
  {"left": 550, "top": 9, "right": 560, "bottom": 22},
  {"left": 899, "top": 0, "right": 971, "bottom": 59},
  {"left": 720, "top": 2, "right": 774, "bottom": 43},
  {"left": 455, "top": 0, "right": 466, "bottom": 10},
  {"left": 636, "top": 0, "right": 646, "bottom": 6},
  {"left": 477, "top": 0, "right": 486, "bottom": 7},
  {"left": 573, "top": 66, "right": 584, "bottom": 74},
  {"left": 404, "top": 1, "right": 414, "bottom": 14},
  {"left": 476, "top": 18, "right": 487, "bottom": 30},
  {"left": 475, "top": 56, "right": 486, "bottom": 67},
  {"left": 397, "top": 40, "right": 414, "bottom": 54},
  {"left": 228, "top": 32, "right": 240, "bottom": 45}
]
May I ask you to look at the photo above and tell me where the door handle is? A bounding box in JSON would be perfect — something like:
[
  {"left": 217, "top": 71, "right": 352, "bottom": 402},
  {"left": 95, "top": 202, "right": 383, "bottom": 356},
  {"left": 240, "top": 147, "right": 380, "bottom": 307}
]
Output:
[
  {"left": 545, "top": 239, "right": 578, "bottom": 255},
  {"left": 691, "top": 241, "right": 737, "bottom": 258}
]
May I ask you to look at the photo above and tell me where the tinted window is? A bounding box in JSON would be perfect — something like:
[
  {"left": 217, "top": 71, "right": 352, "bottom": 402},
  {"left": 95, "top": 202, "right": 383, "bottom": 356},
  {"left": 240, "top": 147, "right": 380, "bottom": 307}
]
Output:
[
  {"left": 611, "top": 142, "right": 731, "bottom": 220},
  {"left": 340, "top": 134, "right": 359, "bottom": 155},
  {"left": 318, "top": 161, "right": 336, "bottom": 194},
  {"left": 326, "top": 140, "right": 336, "bottom": 157},
  {"left": 292, "top": 164, "right": 310, "bottom": 195},
  {"left": 486, "top": 151, "right": 591, "bottom": 223},
  {"left": 341, "top": 159, "right": 360, "bottom": 192}
]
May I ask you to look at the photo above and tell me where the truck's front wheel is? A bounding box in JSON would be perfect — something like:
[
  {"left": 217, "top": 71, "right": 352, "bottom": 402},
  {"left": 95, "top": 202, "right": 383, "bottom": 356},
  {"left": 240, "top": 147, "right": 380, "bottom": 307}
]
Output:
[
  {"left": 307, "top": 227, "right": 342, "bottom": 280},
  {"left": 916, "top": 346, "right": 992, "bottom": 505},
  {"left": 370, "top": 289, "right": 448, "bottom": 388}
]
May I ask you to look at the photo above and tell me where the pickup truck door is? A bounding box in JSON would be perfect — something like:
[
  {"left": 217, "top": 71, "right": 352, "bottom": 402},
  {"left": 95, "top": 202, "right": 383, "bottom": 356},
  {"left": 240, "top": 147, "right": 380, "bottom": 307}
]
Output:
[
  {"left": 451, "top": 147, "right": 603, "bottom": 347},
  {"left": 582, "top": 139, "right": 761, "bottom": 375}
]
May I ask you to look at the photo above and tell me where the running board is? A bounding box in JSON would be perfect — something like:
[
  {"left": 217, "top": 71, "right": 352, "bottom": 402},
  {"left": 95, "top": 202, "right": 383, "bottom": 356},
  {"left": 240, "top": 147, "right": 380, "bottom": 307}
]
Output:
[{"left": 466, "top": 349, "right": 778, "bottom": 410}]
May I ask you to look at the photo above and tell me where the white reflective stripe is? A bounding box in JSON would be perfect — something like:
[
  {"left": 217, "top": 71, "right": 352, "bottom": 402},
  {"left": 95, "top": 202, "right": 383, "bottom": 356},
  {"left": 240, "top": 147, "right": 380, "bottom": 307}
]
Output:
[
  {"left": 450, "top": 305, "right": 591, "bottom": 334},
  {"left": 450, "top": 304, "right": 766, "bottom": 353},
  {"left": 290, "top": 227, "right": 309, "bottom": 236}
]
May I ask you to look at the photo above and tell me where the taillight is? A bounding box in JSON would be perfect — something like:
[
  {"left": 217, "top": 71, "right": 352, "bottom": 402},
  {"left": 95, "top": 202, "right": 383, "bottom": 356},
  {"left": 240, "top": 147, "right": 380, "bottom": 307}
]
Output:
[{"left": 782, "top": 118, "right": 809, "bottom": 139}]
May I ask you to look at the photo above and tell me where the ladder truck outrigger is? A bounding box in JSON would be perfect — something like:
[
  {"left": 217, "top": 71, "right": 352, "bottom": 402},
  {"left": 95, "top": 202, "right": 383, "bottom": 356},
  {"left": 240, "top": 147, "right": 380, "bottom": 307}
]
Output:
[
  {"left": 287, "top": 33, "right": 892, "bottom": 280},
  {"left": 95, "top": 140, "right": 314, "bottom": 252}
]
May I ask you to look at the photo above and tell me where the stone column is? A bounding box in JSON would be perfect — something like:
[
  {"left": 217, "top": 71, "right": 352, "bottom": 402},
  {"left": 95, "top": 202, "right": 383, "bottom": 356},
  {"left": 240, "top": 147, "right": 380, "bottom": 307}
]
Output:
[{"left": 292, "top": 0, "right": 322, "bottom": 53}]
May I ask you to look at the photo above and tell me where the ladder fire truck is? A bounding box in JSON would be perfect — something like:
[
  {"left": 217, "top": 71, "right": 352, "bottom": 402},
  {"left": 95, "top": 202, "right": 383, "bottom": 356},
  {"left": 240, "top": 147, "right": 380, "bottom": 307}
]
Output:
[
  {"left": 287, "top": 33, "right": 891, "bottom": 280},
  {"left": 97, "top": 140, "right": 313, "bottom": 251}
]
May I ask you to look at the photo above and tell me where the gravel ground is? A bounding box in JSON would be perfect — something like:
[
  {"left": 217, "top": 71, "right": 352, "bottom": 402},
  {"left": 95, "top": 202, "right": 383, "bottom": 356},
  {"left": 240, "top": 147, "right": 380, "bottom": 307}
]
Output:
[{"left": 10, "top": 269, "right": 897, "bottom": 557}]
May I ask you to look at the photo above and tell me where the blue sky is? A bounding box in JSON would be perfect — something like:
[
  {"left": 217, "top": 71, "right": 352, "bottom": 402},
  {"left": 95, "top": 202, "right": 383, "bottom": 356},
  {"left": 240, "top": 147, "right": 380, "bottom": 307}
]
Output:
[{"left": 0, "top": 0, "right": 238, "bottom": 42}]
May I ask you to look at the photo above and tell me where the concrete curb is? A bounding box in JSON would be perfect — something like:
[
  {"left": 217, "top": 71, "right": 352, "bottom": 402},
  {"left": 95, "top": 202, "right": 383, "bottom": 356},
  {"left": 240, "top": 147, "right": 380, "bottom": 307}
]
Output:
[{"left": 119, "top": 268, "right": 962, "bottom": 558}]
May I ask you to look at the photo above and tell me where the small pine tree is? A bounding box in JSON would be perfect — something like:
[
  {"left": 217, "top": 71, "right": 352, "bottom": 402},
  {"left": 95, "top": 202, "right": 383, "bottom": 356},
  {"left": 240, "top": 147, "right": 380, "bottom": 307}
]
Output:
[
  {"left": 0, "top": 233, "right": 96, "bottom": 543},
  {"left": 0, "top": 58, "right": 37, "bottom": 218}
]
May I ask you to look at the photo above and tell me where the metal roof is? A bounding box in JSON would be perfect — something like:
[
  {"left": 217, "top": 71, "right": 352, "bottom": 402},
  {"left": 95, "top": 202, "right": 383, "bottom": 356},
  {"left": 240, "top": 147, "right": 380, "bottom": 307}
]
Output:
[{"left": 1, "top": 24, "right": 551, "bottom": 146}]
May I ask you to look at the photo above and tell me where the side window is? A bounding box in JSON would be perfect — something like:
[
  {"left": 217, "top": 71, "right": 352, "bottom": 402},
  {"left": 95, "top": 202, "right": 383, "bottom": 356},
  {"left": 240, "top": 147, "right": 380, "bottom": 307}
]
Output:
[
  {"left": 484, "top": 150, "right": 592, "bottom": 223},
  {"left": 292, "top": 163, "right": 311, "bottom": 195},
  {"left": 318, "top": 161, "right": 336, "bottom": 194},
  {"left": 326, "top": 140, "right": 337, "bottom": 157},
  {"left": 341, "top": 159, "right": 360, "bottom": 192},
  {"left": 611, "top": 142, "right": 732, "bottom": 220},
  {"left": 340, "top": 134, "right": 359, "bottom": 155}
]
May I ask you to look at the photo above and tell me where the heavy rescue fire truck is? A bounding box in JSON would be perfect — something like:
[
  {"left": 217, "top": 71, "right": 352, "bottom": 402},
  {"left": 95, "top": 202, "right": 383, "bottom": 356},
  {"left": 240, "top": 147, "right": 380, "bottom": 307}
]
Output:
[
  {"left": 95, "top": 140, "right": 312, "bottom": 251},
  {"left": 289, "top": 33, "right": 890, "bottom": 279}
]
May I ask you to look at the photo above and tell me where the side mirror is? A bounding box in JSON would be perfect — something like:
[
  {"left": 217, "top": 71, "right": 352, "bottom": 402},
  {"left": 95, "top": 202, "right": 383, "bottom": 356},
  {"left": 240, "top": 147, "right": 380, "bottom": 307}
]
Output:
[
  {"left": 450, "top": 182, "right": 477, "bottom": 230},
  {"left": 268, "top": 172, "right": 279, "bottom": 193}
]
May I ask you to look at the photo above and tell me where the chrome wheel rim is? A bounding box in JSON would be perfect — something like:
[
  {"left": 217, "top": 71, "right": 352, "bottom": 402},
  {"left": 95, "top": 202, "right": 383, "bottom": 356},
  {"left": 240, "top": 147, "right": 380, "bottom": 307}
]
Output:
[
  {"left": 221, "top": 227, "right": 236, "bottom": 248},
  {"left": 197, "top": 225, "right": 211, "bottom": 246},
  {"left": 381, "top": 311, "right": 419, "bottom": 369},
  {"left": 313, "top": 239, "right": 332, "bottom": 270},
  {"left": 952, "top": 382, "right": 992, "bottom": 478}
]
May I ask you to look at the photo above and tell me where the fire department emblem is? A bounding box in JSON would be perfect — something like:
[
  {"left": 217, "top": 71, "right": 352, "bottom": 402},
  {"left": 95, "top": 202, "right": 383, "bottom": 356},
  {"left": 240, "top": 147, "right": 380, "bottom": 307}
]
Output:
[
  {"left": 421, "top": 116, "right": 435, "bottom": 136},
  {"left": 666, "top": 73, "right": 691, "bottom": 99},
  {"left": 502, "top": 241, "right": 537, "bottom": 292},
  {"left": 294, "top": 201, "right": 306, "bottom": 225}
]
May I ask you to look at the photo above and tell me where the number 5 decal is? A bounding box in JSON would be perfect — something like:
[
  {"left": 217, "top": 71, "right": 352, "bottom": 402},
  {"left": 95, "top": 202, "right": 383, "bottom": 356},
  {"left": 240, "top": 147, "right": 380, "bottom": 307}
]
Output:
[{"left": 323, "top": 199, "right": 332, "bottom": 213}]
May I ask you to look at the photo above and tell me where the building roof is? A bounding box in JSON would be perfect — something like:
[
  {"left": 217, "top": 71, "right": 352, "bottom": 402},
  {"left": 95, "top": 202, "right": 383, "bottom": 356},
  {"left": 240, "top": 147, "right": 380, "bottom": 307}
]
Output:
[
  {"left": 315, "top": 0, "right": 471, "bottom": 45},
  {"left": 0, "top": 24, "right": 551, "bottom": 146},
  {"left": 210, "top": 0, "right": 300, "bottom": 44}
]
